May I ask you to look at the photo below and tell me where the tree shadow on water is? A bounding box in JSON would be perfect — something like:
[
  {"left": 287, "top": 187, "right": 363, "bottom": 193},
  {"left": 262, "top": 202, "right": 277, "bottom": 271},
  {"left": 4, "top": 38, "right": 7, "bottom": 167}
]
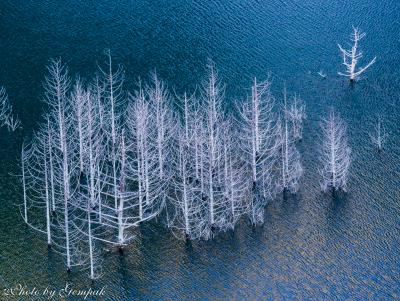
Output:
[
  {"left": 281, "top": 191, "right": 301, "bottom": 218},
  {"left": 325, "top": 189, "right": 351, "bottom": 231}
]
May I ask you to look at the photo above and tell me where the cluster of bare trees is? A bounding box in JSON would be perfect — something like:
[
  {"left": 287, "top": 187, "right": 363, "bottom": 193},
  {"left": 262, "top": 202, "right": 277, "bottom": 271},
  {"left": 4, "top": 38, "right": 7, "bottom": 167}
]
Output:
[
  {"left": 7, "top": 25, "right": 385, "bottom": 280},
  {"left": 19, "top": 53, "right": 357, "bottom": 279},
  {"left": 21, "top": 54, "right": 168, "bottom": 279}
]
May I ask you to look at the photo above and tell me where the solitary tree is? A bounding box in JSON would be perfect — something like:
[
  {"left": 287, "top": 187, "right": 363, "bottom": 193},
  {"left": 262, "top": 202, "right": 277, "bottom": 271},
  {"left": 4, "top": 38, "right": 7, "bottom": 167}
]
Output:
[
  {"left": 338, "top": 27, "right": 376, "bottom": 81},
  {"left": 319, "top": 110, "right": 351, "bottom": 192},
  {"left": 369, "top": 116, "right": 388, "bottom": 151}
]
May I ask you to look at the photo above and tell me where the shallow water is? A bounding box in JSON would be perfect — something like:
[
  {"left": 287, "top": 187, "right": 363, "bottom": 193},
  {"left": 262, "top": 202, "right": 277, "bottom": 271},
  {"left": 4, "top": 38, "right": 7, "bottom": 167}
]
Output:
[{"left": 0, "top": 0, "right": 399, "bottom": 300}]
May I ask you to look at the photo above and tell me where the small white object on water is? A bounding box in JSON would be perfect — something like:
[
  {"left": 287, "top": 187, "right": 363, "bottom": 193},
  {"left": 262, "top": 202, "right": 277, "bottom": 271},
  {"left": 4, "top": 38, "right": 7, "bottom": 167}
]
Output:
[{"left": 318, "top": 70, "right": 327, "bottom": 78}]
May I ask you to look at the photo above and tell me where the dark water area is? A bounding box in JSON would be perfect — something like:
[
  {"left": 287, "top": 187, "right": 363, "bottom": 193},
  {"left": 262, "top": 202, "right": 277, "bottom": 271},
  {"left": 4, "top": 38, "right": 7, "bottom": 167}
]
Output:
[{"left": 0, "top": 0, "right": 399, "bottom": 300}]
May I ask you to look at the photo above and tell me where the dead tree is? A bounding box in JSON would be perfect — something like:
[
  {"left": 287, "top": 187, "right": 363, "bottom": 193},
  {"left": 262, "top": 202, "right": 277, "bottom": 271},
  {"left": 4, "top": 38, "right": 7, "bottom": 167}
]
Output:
[
  {"left": 319, "top": 110, "right": 351, "bottom": 192},
  {"left": 338, "top": 27, "right": 376, "bottom": 81},
  {"left": 220, "top": 120, "right": 250, "bottom": 229},
  {"left": 72, "top": 88, "right": 106, "bottom": 278},
  {"left": 369, "top": 116, "right": 388, "bottom": 151},
  {"left": 168, "top": 126, "right": 211, "bottom": 240},
  {"left": 41, "top": 59, "right": 83, "bottom": 271},
  {"left": 276, "top": 89, "right": 303, "bottom": 194},
  {"left": 146, "top": 72, "right": 174, "bottom": 210},
  {"left": 237, "top": 77, "right": 280, "bottom": 225},
  {"left": 125, "top": 85, "right": 164, "bottom": 223},
  {"left": 287, "top": 94, "right": 306, "bottom": 141},
  {"left": 98, "top": 50, "right": 126, "bottom": 211},
  {"left": 0, "top": 87, "right": 21, "bottom": 131},
  {"left": 200, "top": 62, "right": 229, "bottom": 231}
]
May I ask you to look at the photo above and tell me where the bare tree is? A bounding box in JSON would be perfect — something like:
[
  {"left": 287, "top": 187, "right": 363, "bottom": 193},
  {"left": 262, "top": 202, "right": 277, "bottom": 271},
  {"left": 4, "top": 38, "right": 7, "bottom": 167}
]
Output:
[
  {"left": 21, "top": 129, "right": 50, "bottom": 241},
  {"left": 146, "top": 72, "right": 174, "bottom": 211},
  {"left": 70, "top": 86, "right": 108, "bottom": 279},
  {"left": 165, "top": 92, "right": 209, "bottom": 239},
  {"left": 41, "top": 59, "right": 84, "bottom": 272},
  {"left": 125, "top": 85, "right": 164, "bottom": 223},
  {"left": 21, "top": 115, "right": 58, "bottom": 240},
  {"left": 276, "top": 88, "right": 303, "bottom": 194},
  {"left": 200, "top": 62, "right": 230, "bottom": 231},
  {"left": 22, "top": 110, "right": 84, "bottom": 271},
  {"left": 0, "top": 87, "right": 21, "bottom": 131},
  {"left": 71, "top": 79, "right": 88, "bottom": 173},
  {"left": 98, "top": 50, "right": 126, "bottom": 211},
  {"left": 287, "top": 94, "right": 306, "bottom": 141},
  {"left": 220, "top": 121, "right": 250, "bottom": 229},
  {"left": 237, "top": 77, "right": 279, "bottom": 225},
  {"left": 319, "top": 110, "right": 351, "bottom": 192},
  {"left": 74, "top": 194, "right": 103, "bottom": 280},
  {"left": 338, "top": 27, "right": 376, "bottom": 81},
  {"left": 168, "top": 126, "right": 211, "bottom": 240},
  {"left": 369, "top": 116, "right": 388, "bottom": 151}
]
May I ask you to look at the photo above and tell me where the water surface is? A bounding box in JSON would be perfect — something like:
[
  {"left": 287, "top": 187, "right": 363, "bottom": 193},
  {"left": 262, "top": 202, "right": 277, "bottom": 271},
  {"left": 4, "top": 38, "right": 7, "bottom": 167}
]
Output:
[{"left": 0, "top": 0, "right": 399, "bottom": 300}]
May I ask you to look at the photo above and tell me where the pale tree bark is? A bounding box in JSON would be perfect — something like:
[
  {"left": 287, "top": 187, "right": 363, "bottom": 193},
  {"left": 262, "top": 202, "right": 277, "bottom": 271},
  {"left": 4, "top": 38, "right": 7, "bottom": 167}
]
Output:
[
  {"left": 0, "top": 87, "right": 21, "bottom": 131},
  {"left": 201, "top": 62, "right": 226, "bottom": 230},
  {"left": 369, "top": 116, "right": 388, "bottom": 151},
  {"left": 338, "top": 27, "right": 376, "bottom": 81},
  {"left": 237, "top": 77, "right": 280, "bottom": 225},
  {"left": 99, "top": 50, "right": 125, "bottom": 211},
  {"left": 319, "top": 110, "right": 351, "bottom": 192},
  {"left": 277, "top": 88, "right": 303, "bottom": 194},
  {"left": 287, "top": 94, "right": 306, "bottom": 141}
]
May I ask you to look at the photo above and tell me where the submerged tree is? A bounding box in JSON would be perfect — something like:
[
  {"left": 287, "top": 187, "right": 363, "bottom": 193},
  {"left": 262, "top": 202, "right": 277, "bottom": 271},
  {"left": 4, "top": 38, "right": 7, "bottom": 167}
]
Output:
[
  {"left": 22, "top": 56, "right": 338, "bottom": 278},
  {"left": 200, "top": 62, "right": 227, "bottom": 231},
  {"left": 287, "top": 94, "right": 306, "bottom": 141},
  {"left": 166, "top": 92, "right": 209, "bottom": 239},
  {"left": 0, "top": 87, "right": 21, "bottom": 131},
  {"left": 22, "top": 59, "right": 88, "bottom": 273},
  {"left": 146, "top": 72, "right": 174, "bottom": 211},
  {"left": 126, "top": 85, "right": 164, "bottom": 223},
  {"left": 72, "top": 87, "right": 106, "bottom": 279},
  {"left": 237, "top": 77, "right": 279, "bottom": 225},
  {"left": 219, "top": 121, "right": 251, "bottom": 229},
  {"left": 369, "top": 116, "right": 388, "bottom": 151},
  {"left": 43, "top": 59, "right": 81, "bottom": 272},
  {"left": 169, "top": 124, "right": 210, "bottom": 240},
  {"left": 338, "top": 27, "right": 376, "bottom": 81},
  {"left": 276, "top": 88, "right": 303, "bottom": 194},
  {"left": 319, "top": 110, "right": 351, "bottom": 192},
  {"left": 98, "top": 50, "right": 126, "bottom": 212}
]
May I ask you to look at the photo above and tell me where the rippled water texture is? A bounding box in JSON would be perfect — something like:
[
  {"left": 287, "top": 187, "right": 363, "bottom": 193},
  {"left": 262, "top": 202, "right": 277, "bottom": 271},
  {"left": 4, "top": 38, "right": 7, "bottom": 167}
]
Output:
[{"left": 0, "top": 0, "right": 399, "bottom": 300}]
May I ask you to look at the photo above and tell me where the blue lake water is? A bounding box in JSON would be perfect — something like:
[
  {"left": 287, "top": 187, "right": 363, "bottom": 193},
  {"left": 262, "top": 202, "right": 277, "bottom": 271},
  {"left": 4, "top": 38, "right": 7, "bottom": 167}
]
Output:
[{"left": 0, "top": 0, "right": 399, "bottom": 300}]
